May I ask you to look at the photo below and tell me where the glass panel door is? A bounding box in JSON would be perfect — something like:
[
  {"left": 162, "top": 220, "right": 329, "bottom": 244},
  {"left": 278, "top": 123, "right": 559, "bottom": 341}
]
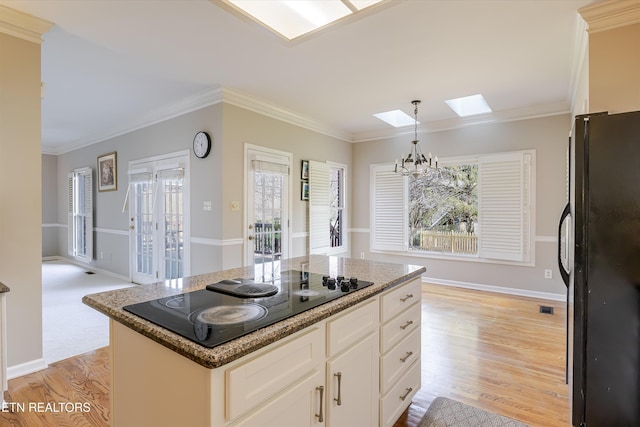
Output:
[
  {"left": 245, "top": 147, "right": 290, "bottom": 276},
  {"left": 160, "top": 175, "right": 184, "bottom": 280},
  {"left": 131, "top": 176, "right": 155, "bottom": 284}
]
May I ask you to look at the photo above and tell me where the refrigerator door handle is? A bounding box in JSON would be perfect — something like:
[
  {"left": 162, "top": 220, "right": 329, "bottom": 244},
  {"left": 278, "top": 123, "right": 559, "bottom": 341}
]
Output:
[{"left": 558, "top": 202, "right": 571, "bottom": 288}]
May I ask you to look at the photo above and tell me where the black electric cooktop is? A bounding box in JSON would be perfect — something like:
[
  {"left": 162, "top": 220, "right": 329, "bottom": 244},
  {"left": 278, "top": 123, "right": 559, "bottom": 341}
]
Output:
[{"left": 123, "top": 270, "right": 373, "bottom": 348}]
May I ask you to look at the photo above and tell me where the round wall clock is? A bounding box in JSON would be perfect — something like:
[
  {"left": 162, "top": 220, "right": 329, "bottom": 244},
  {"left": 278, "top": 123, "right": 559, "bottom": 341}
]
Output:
[{"left": 193, "top": 131, "right": 211, "bottom": 158}]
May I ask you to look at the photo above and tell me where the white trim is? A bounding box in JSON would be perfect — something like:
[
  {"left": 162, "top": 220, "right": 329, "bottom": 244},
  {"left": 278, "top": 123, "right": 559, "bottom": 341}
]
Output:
[
  {"left": 535, "top": 235, "right": 556, "bottom": 243},
  {"left": 0, "top": 4, "right": 53, "bottom": 45},
  {"left": 46, "top": 256, "right": 131, "bottom": 282},
  {"left": 191, "top": 237, "right": 244, "bottom": 247},
  {"left": 95, "top": 227, "right": 128, "bottom": 236},
  {"left": 370, "top": 248, "right": 536, "bottom": 267},
  {"left": 7, "top": 358, "right": 48, "bottom": 380},
  {"left": 349, "top": 228, "right": 370, "bottom": 233},
  {"left": 41, "top": 223, "right": 64, "bottom": 228},
  {"left": 579, "top": 0, "right": 640, "bottom": 33},
  {"left": 422, "top": 277, "right": 566, "bottom": 302},
  {"left": 292, "top": 232, "right": 308, "bottom": 239}
]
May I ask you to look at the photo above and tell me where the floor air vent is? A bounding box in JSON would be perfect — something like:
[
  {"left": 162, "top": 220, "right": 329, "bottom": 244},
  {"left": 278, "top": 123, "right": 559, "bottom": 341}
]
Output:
[
  {"left": 85, "top": 271, "right": 96, "bottom": 275},
  {"left": 539, "top": 305, "right": 554, "bottom": 315}
]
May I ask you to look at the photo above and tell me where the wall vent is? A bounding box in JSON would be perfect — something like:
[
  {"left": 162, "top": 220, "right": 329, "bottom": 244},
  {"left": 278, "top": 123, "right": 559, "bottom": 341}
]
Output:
[
  {"left": 85, "top": 271, "right": 96, "bottom": 275},
  {"left": 539, "top": 305, "right": 554, "bottom": 315}
]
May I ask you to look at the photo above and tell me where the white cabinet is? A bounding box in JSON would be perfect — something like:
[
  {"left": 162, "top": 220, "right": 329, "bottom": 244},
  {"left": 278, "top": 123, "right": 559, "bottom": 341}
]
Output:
[
  {"left": 379, "top": 279, "right": 422, "bottom": 427},
  {"left": 326, "top": 332, "right": 379, "bottom": 427},
  {"left": 232, "top": 370, "right": 323, "bottom": 427},
  {"left": 109, "top": 278, "right": 421, "bottom": 427}
]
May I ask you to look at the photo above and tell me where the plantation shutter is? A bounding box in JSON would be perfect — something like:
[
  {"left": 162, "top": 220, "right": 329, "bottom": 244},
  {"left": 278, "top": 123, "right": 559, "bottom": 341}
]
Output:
[
  {"left": 371, "top": 163, "right": 408, "bottom": 252},
  {"left": 478, "top": 152, "right": 532, "bottom": 262},
  {"left": 68, "top": 168, "right": 93, "bottom": 261},
  {"left": 83, "top": 168, "right": 94, "bottom": 262},
  {"left": 67, "top": 173, "right": 74, "bottom": 256},
  {"left": 309, "top": 160, "right": 330, "bottom": 254}
]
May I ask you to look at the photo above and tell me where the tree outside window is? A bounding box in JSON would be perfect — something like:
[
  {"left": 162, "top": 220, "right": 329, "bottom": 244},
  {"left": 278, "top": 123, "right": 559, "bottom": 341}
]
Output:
[{"left": 409, "top": 164, "right": 478, "bottom": 254}]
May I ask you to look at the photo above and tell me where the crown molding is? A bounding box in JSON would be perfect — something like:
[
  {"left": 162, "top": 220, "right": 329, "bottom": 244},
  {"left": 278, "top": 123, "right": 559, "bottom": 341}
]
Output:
[
  {"left": 52, "top": 87, "right": 224, "bottom": 154},
  {"left": 220, "top": 88, "right": 351, "bottom": 141},
  {"left": 0, "top": 4, "right": 53, "bottom": 44},
  {"left": 352, "top": 101, "right": 571, "bottom": 142},
  {"left": 579, "top": 0, "right": 640, "bottom": 33}
]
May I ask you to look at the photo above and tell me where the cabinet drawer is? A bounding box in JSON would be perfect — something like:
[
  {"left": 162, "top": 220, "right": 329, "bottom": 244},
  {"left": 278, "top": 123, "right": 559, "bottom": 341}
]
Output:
[
  {"left": 226, "top": 327, "right": 323, "bottom": 421},
  {"left": 381, "top": 279, "right": 421, "bottom": 323},
  {"left": 380, "top": 360, "right": 420, "bottom": 427},
  {"left": 327, "top": 298, "right": 378, "bottom": 357},
  {"left": 381, "top": 301, "right": 420, "bottom": 354},
  {"left": 380, "top": 328, "right": 420, "bottom": 394}
]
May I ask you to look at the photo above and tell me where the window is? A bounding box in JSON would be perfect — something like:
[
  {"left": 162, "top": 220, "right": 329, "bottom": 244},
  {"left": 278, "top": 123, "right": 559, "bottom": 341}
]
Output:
[
  {"left": 68, "top": 167, "right": 93, "bottom": 262},
  {"left": 409, "top": 163, "right": 478, "bottom": 255},
  {"left": 371, "top": 150, "right": 534, "bottom": 263},
  {"left": 309, "top": 161, "right": 348, "bottom": 254}
]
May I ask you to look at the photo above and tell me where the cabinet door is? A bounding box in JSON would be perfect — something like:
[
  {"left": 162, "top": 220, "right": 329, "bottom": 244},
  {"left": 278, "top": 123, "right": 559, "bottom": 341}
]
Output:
[
  {"left": 326, "top": 332, "right": 379, "bottom": 427},
  {"left": 233, "top": 370, "right": 324, "bottom": 427}
]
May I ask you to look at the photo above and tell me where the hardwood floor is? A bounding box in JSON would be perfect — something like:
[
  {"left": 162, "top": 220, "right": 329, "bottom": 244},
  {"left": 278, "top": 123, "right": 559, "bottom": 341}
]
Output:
[
  {"left": 393, "top": 284, "right": 569, "bottom": 427},
  {"left": 0, "top": 284, "right": 569, "bottom": 427}
]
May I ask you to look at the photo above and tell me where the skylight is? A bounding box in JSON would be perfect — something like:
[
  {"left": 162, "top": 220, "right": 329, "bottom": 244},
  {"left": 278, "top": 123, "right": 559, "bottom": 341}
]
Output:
[
  {"left": 222, "top": 0, "right": 387, "bottom": 40},
  {"left": 373, "top": 109, "right": 416, "bottom": 128},
  {"left": 445, "top": 94, "right": 492, "bottom": 117}
]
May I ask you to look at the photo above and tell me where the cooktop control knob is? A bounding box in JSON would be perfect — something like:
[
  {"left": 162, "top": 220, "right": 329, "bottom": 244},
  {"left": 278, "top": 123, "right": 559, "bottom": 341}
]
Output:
[
  {"left": 340, "top": 283, "right": 350, "bottom": 292},
  {"left": 327, "top": 278, "right": 336, "bottom": 290},
  {"left": 322, "top": 275, "right": 329, "bottom": 285}
]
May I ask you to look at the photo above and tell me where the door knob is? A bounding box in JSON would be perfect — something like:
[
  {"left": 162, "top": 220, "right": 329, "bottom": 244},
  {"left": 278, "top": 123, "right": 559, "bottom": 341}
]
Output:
[{"left": 248, "top": 235, "right": 254, "bottom": 240}]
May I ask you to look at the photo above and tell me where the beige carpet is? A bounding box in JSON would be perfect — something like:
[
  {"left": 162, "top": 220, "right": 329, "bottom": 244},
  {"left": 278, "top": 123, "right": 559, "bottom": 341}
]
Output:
[
  {"left": 420, "top": 397, "right": 531, "bottom": 427},
  {"left": 42, "top": 260, "right": 133, "bottom": 364}
]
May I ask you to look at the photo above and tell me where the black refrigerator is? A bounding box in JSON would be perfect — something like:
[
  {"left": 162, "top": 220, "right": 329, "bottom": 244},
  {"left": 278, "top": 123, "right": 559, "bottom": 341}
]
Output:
[{"left": 560, "top": 111, "right": 640, "bottom": 427}]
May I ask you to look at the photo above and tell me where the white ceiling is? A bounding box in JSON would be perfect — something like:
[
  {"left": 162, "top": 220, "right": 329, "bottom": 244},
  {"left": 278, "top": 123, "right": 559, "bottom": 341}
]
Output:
[{"left": 1, "top": 0, "right": 592, "bottom": 154}]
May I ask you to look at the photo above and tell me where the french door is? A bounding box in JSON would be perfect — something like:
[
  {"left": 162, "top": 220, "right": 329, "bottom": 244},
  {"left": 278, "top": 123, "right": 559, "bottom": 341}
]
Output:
[
  {"left": 128, "top": 152, "right": 190, "bottom": 284},
  {"left": 245, "top": 146, "right": 291, "bottom": 278}
]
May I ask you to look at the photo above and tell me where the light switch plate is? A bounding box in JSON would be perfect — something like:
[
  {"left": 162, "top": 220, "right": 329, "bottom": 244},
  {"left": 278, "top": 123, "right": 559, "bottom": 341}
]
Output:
[{"left": 203, "top": 201, "right": 212, "bottom": 211}]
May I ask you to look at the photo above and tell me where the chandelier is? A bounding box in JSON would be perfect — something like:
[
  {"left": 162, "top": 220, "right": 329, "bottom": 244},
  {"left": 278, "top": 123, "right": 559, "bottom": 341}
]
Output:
[{"left": 394, "top": 100, "right": 438, "bottom": 178}]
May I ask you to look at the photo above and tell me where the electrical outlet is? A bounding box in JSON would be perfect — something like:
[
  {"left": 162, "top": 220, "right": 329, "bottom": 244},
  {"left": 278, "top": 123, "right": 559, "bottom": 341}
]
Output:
[
  {"left": 360, "top": 252, "right": 365, "bottom": 259},
  {"left": 544, "top": 269, "right": 552, "bottom": 279}
]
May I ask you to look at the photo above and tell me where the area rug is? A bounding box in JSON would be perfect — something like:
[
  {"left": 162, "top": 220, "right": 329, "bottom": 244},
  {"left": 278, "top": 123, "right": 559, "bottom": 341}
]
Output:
[{"left": 419, "top": 397, "right": 531, "bottom": 427}]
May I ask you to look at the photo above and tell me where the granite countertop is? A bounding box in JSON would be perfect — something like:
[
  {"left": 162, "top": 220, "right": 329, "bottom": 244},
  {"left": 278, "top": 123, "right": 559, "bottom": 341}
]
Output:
[
  {"left": 83, "top": 255, "right": 425, "bottom": 369},
  {"left": 0, "top": 282, "right": 10, "bottom": 293}
]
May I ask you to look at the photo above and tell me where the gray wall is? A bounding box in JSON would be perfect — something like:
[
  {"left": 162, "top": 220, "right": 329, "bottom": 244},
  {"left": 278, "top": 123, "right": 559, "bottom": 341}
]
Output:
[
  {"left": 351, "top": 113, "right": 571, "bottom": 296},
  {"left": 50, "top": 102, "right": 351, "bottom": 278},
  {"left": 47, "top": 104, "right": 569, "bottom": 297}
]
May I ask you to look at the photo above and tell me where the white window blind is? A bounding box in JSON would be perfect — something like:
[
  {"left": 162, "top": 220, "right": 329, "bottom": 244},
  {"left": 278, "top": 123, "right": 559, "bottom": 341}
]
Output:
[
  {"left": 67, "top": 167, "right": 93, "bottom": 262},
  {"left": 370, "top": 163, "right": 407, "bottom": 252},
  {"left": 309, "top": 160, "right": 330, "bottom": 255},
  {"left": 477, "top": 151, "right": 532, "bottom": 262}
]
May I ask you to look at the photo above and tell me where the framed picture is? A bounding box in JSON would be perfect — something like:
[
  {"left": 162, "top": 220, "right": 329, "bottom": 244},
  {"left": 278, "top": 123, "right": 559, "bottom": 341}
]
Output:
[
  {"left": 97, "top": 151, "right": 117, "bottom": 192},
  {"left": 301, "top": 160, "right": 309, "bottom": 180},
  {"left": 301, "top": 181, "right": 309, "bottom": 201}
]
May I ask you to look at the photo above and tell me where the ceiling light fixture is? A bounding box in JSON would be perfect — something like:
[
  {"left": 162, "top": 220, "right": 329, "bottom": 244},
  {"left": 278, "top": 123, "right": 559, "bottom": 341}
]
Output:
[{"left": 395, "top": 100, "right": 438, "bottom": 178}]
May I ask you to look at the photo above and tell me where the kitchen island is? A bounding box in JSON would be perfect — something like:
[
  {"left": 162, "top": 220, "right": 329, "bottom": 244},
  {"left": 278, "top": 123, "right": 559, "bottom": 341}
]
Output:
[{"left": 84, "top": 255, "right": 425, "bottom": 427}]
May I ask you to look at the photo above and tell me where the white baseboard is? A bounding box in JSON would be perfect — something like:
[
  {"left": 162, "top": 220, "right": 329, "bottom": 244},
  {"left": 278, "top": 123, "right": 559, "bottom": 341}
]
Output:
[
  {"left": 422, "top": 277, "right": 566, "bottom": 302},
  {"left": 7, "top": 358, "right": 48, "bottom": 380},
  {"left": 43, "top": 256, "right": 131, "bottom": 283}
]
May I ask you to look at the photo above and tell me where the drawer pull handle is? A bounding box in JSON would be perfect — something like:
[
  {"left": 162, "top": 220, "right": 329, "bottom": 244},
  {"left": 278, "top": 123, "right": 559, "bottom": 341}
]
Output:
[
  {"left": 400, "top": 294, "right": 414, "bottom": 302},
  {"left": 400, "top": 351, "right": 414, "bottom": 363},
  {"left": 400, "top": 387, "right": 413, "bottom": 401},
  {"left": 316, "top": 386, "right": 324, "bottom": 422},
  {"left": 334, "top": 372, "right": 342, "bottom": 406},
  {"left": 400, "top": 320, "right": 414, "bottom": 330}
]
